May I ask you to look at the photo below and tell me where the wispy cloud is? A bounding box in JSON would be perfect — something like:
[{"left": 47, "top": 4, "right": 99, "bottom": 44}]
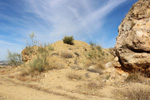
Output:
[
  {"left": 0, "top": 0, "right": 126, "bottom": 43},
  {"left": 25, "top": 0, "right": 126, "bottom": 42},
  {"left": 0, "top": 40, "right": 19, "bottom": 46},
  {"left": 0, "top": 0, "right": 127, "bottom": 60},
  {"left": 0, "top": 40, "right": 24, "bottom": 60}
]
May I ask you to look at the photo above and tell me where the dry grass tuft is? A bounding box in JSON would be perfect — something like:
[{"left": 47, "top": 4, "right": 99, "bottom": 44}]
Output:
[
  {"left": 84, "top": 44, "right": 114, "bottom": 75},
  {"left": 117, "top": 83, "right": 150, "bottom": 100},
  {"left": 87, "top": 81, "right": 104, "bottom": 90},
  {"left": 67, "top": 72, "right": 82, "bottom": 80},
  {"left": 61, "top": 51, "right": 73, "bottom": 58},
  {"left": 125, "top": 72, "right": 142, "bottom": 82},
  {"left": 125, "top": 72, "right": 150, "bottom": 84},
  {"left": 96, "top": 61, "right": 105, "bottom": 70},
  {"left": 76, "top": 81, "right": 105, "bottom": 96}
]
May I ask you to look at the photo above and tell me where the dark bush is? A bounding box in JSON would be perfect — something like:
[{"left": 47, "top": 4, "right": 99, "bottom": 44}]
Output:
[{"left": 62, "top": 36, "right": 74, "bottom": 45}]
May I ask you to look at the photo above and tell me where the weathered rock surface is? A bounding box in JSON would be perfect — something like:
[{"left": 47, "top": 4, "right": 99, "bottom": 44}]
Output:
[
  {"left": 21, "top": 46, "right": 39, "bottom": 62},
  {"left": 115, "top": 0, "right": 150, "bottom": 75}
]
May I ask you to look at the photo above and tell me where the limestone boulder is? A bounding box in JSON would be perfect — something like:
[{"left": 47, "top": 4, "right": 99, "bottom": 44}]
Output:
[{"left": 115, "top": 0, "right": 150, "bottom": 75}]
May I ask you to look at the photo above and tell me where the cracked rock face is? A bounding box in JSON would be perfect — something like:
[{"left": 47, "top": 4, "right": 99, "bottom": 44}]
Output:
[{"left": 115, "top": 0, "right": 150, "bottom": 75}]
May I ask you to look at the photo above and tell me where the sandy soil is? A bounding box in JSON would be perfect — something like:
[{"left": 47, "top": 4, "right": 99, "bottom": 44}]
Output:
[
  {"left": 0, "top": 76, "right": 71, "bottom": 100},
  {"left": 1, "top": 66, "right": 149, "bottom": 100},
  {"left": 0, "top": 67, "right": 117, "bottom": 100}
]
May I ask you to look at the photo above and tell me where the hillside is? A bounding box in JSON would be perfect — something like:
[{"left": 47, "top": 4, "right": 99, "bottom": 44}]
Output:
[
  {"left": 1, "top": 0, "right": 150, "bottom": 100},
  {"left": 1, "top": 38, "right": 149, "bottom": 100},
  {"left": 20, "top": 40, "right": 114, "bottom": 75}
]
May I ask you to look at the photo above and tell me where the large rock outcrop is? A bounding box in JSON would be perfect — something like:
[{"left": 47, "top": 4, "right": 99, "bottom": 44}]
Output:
[
  {"left": 21, "top": 46, "right": 39, "bottom": 62},
  {"left": 115, "top": 0, "right": 150, "bottom": 75}
]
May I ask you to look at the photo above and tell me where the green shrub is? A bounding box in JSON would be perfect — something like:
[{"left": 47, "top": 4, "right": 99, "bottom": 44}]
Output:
[
  {"left": 89, "top": 41, "right": 102, "bottom": 51},
  {"left": 29, "top": 32, "right": 38, "bottom": 46},
  {"left": 7, "top": 50, "right": 22, "bottom": 67},
  {"left": 29, "top": 56, "right": 45, "bottom": 72},
  {"left": 95, "top": 45, "right": 102, "bottom": 52},
  {"left": 89, "top": 41, "right": 96, "bottom": 47},
  {"left": 27, "top": 52, "right": 61, "bottom": 73},
  {"left": 24, "top": 33, "right": 38, "bottom": 56},
  {"left": 29, "top": 53, "right": 48, "bottom": 73},
  {"left": 48, "top": 46, "right": 54, "bottom": 51},
  {"left": 87, "top": 48, "right": 103, "bottom": 60},
  {"left": 87, "top": 41, "right": 103, "bottom": 60},
  {"left": 87, "top": 50, "right": 97, "bottom": 59},
  {"left": 62, "top": 36, "right": 74, "bottom": 45}
]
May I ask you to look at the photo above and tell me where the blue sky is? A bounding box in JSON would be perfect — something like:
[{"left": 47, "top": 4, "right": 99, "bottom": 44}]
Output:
[{"left": 0, "top": 0, "right": 137, "bottom": 60}]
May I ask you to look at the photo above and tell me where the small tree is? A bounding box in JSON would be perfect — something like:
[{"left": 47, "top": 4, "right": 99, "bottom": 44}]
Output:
[
  {"left": 29, "top": 32, "right": 35, "bottom": 46},
  {"left": 7, "top": 50, "right": 22, "bottom": 67},
  {"left": 62, "top": 36, "right": 74, "bottom": 45}
]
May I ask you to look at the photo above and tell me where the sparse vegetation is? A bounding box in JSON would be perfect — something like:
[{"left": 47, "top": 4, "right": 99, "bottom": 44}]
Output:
[
  {"left": 29, "top": 56, "right": 45, "bottom": 73},
  {"left": 87, "top": 81, "right": 104, "bottom": 90},
  {"left": 89, "top": 41, "right": 102, "bottom": 52},
  {"left": 23, "top": 33, "right": 39, "bottom": 58},
  {"left": 95, "top": 45, "right": 102, "bottom": 52},
  {"left": 21, "top": 33, "right": 59, "bottom": 74},
  {"left": 87, "top": 42, "right": 103, "bottom": 60},
  {"left": 117, "top": 84, "right": 150, "bottom": 100},
  {"left": 22, "top": 53, "right": 65, "bottom": 75},
  {"left": 2, "top": 1, "right": 150, "bottom": 99},
  {"left": 61, "top": 51, "right": 73, "bottom": 58},
  {"left": 67, "top": 72, "right": 82, "bottom": 80},
  {"left": 62, "top": 36, "right": 74, "bottom": 45},
  {"left": 89, "top": 41, "right": 96, "bottom": 47},
  {"left": 7, "top": 50, "right": 22, "bottom": 67},
  {"left": 96, "top": 61, "right": 105, "bottom": 70},
  {"left": 48, "top": 46, "right": 54, "bottom": 51},
  {"left": 76, "top": 81, "right": 105, "bottom": 96},
  {"left": 29, "top": 32, "right": 38, "bottom": 46},
  {"left": 37, "top": 46, "right": 48, "bottom": 54},
  {"left": 23, "top": 51, "right": 49, "bottom": 74},
  {"left": 25, "top": 33, "right": 38, "bottom": 56},
  {"left": 105, "top": 74, "right": 111, "bottom": 80},
  {"left": 125, "top": 72, "right": 150, "bottom": 85},
  {"left": 125, "top": 72, "right": 145, "bottom": 83},
  {"left": 24, "top": 46, "right": 34, "bottom": 55},
  {"left": 85, "top": 43, "right": 112, "bottom": 72}
]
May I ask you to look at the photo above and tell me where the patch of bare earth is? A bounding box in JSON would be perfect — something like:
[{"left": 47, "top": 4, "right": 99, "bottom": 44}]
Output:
[{"left": 0, "top": 66, "right": 119, "bottom": 100}]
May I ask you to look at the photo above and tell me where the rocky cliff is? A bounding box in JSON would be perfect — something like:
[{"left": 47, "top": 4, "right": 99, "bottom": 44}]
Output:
[{"left": 115, "top": 0, "right": 150, "bottom": 76}]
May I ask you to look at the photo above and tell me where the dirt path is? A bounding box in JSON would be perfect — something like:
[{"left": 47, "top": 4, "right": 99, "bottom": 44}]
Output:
[
  {"left": 0, "top": 68, "right": 115, "bottom": 100},
  {"left": 0, "top": 75, "right": 72, "bottom": 100},
  {"left": 0, "top": 75, "right": 113, "bottom": 100}
]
